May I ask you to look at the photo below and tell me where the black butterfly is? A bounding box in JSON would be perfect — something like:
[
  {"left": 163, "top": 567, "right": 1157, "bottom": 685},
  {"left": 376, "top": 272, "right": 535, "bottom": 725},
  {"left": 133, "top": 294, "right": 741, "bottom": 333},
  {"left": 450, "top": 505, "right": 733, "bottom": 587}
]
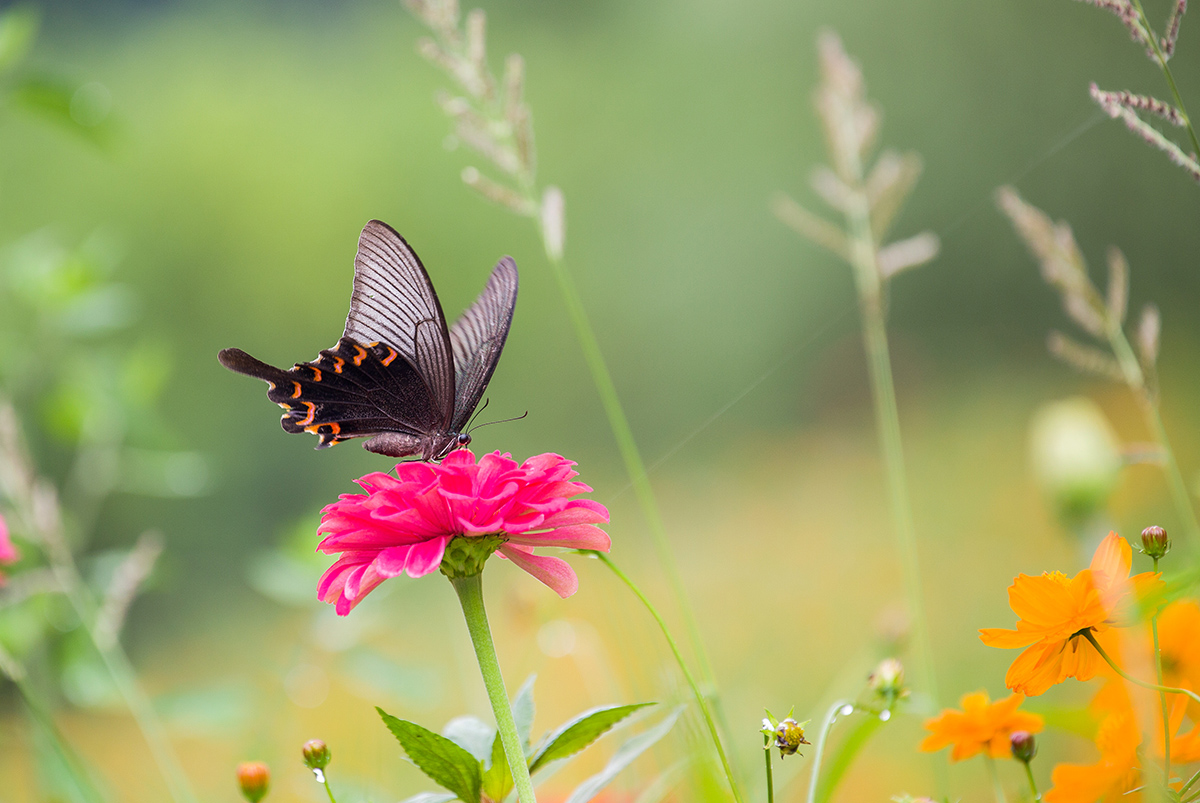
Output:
[{"left": 218, "top": 220, "right": 518, "bottom": 461}]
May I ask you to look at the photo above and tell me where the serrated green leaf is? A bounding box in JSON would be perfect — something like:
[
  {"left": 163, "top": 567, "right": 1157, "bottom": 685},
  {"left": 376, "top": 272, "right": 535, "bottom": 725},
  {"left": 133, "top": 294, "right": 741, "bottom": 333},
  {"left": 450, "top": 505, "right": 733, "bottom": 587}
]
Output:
[
  {"left": 377, "top": 707, "right": 482, "bottom": 803},
  {"left": 565, "top": 706, "right": 682, "bottom": 803},
  {"left": 512, "top": 674, "right": 536, "bottom": 750},
  {"left": 528, "top": 702, "right": 654, "bottom": 774},
  {"left": 481, "top": 731, "right": 513, "bottom": 802},
  {"left": 399, "top": 794, "right": 456, "bottom": 803}
]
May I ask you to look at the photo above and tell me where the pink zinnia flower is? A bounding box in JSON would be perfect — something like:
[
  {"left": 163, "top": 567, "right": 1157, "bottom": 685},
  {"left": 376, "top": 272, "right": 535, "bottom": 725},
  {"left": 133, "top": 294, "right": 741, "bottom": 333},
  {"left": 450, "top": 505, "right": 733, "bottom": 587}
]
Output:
[
  {"left": 0, "top": 513, "right": 18, "bottom": 584},
  {"left": 316, "top": 450, "right": 610, "bottom": 615}
]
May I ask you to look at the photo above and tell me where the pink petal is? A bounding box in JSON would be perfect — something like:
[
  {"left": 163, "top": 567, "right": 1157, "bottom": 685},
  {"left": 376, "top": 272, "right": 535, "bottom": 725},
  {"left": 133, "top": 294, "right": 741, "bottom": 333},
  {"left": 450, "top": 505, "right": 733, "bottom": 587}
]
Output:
[
  {"left": 539, "top": 500, "right": 609, "bottom": 528},
  {"left": 498, "top": 545, "right": 579, "bottom": 597},
  {"left": 0, "top": 514, "right": 17, "bottom": 564},
  {"left": 374, "top": 545, "right": 417, "bottom": 577},
  {"left": 506, "top": 524, "right": 611, "bottom": 551},
  {"left": 404, "top": 536, "right": 450, "bottom": 577}
]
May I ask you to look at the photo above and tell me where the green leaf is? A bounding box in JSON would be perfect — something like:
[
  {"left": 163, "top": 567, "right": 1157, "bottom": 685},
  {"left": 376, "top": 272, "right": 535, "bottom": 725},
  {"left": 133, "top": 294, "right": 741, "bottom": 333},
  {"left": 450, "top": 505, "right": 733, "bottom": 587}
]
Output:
[
  {"left": 377, "top": 708, "right": 482, "bottom": 803},
  {"left": 0, "top": 5, "right": 38, "bottom": 73},
  {"left": 528, "top": 702, "right": 654, "bottom": 774},
  {"left": 8, "top": 75, "right": 115, "bottom": 145},
  {"left": 512, "top": 674, "right": 536, "bottom": 750},
  {"left": 442, "top": 715, "right": 495, "bottom": 762},
  {"left": 481, "top": 731, "right": 513, "bottom": 802},
  {"left": 564, "top": 706, "right": 682, "bottom": 803}
]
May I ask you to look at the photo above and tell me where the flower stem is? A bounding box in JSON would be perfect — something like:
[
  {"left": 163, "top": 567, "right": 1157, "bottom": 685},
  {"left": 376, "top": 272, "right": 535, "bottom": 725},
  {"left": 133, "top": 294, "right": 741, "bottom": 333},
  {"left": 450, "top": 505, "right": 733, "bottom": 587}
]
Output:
[
  {"left": 985, "top": 755, "right": 1009, "bottom": 803},
  {"left": 539, "top": 245, "right": 726, "bottom": 718},
  {"left": 48, "top": 534, "right": 197, "bottom": 803},
  {"left": 450, "top": 573, "right": 537, "bottom": 803},
  {"left": 1109, "top": 328, "right": 1200, "bottom": 555},
  {"left": 1180, "top": 767, "right": 1200, "bottom": 799},
  {"left": 1083, "top": 629, "right": 1200, "bottom": 706},
  {"left": 593, "top": 552, "right": 744, "bottom": 803},
  {"left": 764, "top": 733, "right": 775, "bottom": 803},
  {"left": 1, "top": 650, "right": 107, "bottom": 803},
  {"left": 807, "top": 702, "right": 853, "bottom": 803},
  {"left": 1153, "top": 556, "right": 1171, "bottom": 787},
  {"left": 1023, "top": 760, "right": 1041, "bottom": 802},
  {"left": 843, "top": 185, "right": 939, "bottom": 710},
  {"left": 1129, "top": 0, "right": 1200, "bottom": 160},
  {"left": 316, "top": 771, "right": 338, "bottom": 803}
]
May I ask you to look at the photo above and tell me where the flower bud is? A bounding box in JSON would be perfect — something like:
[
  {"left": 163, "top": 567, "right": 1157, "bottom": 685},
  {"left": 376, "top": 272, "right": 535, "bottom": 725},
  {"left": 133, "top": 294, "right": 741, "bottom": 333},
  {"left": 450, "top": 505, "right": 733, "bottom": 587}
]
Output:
[
  {"left": 1141, "top": 526, "right": 1170, "bottom": 560},
  {"left": 237, "top": 762, "right": 270, "bottom": 803},
  {"left": 773, "top": 717, "right": 810, "bottom": 757},
  {"left": 302, "top": 739, "right": 331, "bottom": 770},
  {"left": 1010, "top": 730, "right": 1037, "bottom": 764},
  {"left": 868, "top": 658, "right": 907, "bottom": 705},
  {"left": 1029, "top": 398, "right": 1121, "bottom": 524}
]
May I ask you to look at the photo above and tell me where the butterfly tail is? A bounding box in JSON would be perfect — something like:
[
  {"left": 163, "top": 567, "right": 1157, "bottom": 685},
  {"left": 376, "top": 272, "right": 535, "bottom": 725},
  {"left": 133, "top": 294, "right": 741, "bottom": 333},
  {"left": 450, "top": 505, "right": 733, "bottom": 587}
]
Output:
[{"left": 218, "top": 348, "right": 292, "bottom": 385}]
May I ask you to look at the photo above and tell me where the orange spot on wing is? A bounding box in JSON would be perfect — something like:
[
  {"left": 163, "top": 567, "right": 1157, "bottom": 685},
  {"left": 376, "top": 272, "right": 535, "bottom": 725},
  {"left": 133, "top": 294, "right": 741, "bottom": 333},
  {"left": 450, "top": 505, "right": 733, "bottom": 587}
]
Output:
[
  {"left": 295, "top": 401, "right": 316, "bottom": 427},
  {"left": 291, "top": 382, "right": 302, "bottom": 399},
  {"left": 352, "top": 345, "right": 367, "bottom": 366},
  {"left": 332, "top": 356, "right": 344, "bottom": 374},
  {"left": 382, "top": 347, "right": 398, "bottom": 366},
  {"left": 310, "top": 367, "right": 322, "bottom": 382},
  {"left": 327, "top": 422, "right": 341, "bottom": 435}
]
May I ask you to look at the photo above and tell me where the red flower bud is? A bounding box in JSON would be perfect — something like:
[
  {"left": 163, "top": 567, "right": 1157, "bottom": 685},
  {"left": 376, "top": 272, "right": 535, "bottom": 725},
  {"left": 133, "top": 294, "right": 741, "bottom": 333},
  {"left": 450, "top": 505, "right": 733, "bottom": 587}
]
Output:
[{"left": 237, "top": 761, "right": 270, "bottom": 803}]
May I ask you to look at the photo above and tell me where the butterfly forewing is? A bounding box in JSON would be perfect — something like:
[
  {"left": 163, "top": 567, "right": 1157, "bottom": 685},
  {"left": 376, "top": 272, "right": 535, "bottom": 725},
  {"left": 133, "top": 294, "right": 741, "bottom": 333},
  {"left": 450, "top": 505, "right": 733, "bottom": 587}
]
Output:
[
  {"left": 449, "top": 257, "right": 519, "bottom": 432},
  {"left": 344, "top": 220, "right": 456, "bottom": 428}
]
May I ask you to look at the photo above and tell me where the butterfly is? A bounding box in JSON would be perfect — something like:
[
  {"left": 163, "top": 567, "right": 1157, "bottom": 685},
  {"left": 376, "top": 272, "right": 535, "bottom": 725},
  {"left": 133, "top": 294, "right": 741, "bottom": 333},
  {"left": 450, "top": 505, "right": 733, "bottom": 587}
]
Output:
[{"left": 218, "top": 220, "right": 518, "bottom": 461}]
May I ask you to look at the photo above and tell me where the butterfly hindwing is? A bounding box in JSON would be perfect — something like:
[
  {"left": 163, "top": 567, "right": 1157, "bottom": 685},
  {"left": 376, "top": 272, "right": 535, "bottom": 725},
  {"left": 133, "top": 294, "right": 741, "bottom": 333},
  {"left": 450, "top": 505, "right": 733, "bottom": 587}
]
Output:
[
  {"left": 218, "top": 338, "right": 441, "bottom": 450},
  {"left": 449, "top": 257, "right": 519, "bottom": 431}
]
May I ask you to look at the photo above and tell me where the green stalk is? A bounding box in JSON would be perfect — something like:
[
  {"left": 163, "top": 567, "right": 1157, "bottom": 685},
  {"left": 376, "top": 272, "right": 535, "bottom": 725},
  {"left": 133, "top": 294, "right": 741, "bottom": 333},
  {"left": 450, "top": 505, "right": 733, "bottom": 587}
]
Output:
[
  {"left": 1153, "top": 556, "right": 1171, "bottom": 787},
  {"left": 843, "top": 185, "right": 939, "bottom": 710},
  {"left": 764, "top": 733, "right": 775, "bottom": 803},
  {"left": 317, "top": 772, "right": 338, "bottom": 803},
  {"left": 1023, "top": 760, "right": 1041, "bottom": 802},
  {"left": 14, "top": 674, "right": 107, "bottom": 803},
  {"left": 1129, "top": 0, "right": 1200, "bottom": 160},
  {"left": 984, "top": 755, "right": 1009, "bottom": 803},
  {"left": 594, "top": 552, "right": 743, "bottom": 803},
  {"left": 1180, "top": 767, "right": 1200, "bottom": 799},
  {"left": 1109, "top": 329, "right": 1200, "bottom": 555},
  {"left": 1082, "top": 629, "right": 1200, "bottom": 706},
  {"left": 539, "top": 244, "right": 724, "bottom": 709},
  {"left": 39, "top": 544, "right": 196, "bottom": 803},
  {"left": 450, "top": 573, "right": 537, "bottom": 803},
  {"left": 806, "top": 701, "right": 853, "bottom": 803},
  {"left": 813, "top": 713, "right": 885, "bottom": 803}
]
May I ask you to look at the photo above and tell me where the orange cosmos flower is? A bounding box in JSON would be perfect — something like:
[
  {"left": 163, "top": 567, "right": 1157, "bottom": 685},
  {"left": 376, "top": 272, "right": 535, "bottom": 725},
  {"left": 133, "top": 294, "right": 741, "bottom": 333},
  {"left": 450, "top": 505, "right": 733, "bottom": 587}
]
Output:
[
  {"left": 1045, "top": 709, "right": 1141, "bottom": 803},
  {"left": 979, "top": 532, "right": 1162, "bottom": 696},
  {"left": 920, "top": 690, "right": 1044, "bottom": 761}
]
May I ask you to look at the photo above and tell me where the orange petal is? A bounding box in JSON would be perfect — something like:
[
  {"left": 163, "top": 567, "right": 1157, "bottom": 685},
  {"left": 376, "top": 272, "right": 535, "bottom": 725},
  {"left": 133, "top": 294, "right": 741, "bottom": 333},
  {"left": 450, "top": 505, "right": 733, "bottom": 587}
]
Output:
[
  {"left": 1008, "top": 572, "right": 1078, "bottom": 628},
  {"left": 980, "top": 627, "right": 1040, "bottom": 648},
  {"left": 1089, "top": 532, "right": 1131, "bottom": 586}
]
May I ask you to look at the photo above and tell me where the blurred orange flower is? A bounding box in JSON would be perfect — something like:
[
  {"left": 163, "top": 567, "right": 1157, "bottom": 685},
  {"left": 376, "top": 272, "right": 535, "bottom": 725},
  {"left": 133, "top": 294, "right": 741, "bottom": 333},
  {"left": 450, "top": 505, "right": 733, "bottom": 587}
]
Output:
[
  {"left": 1045, "top": 709, "right": 1141, "bottom": 803},
  {"left": 920, "top": 690, "right": 1043, "bottom": 761},
  {"left": 979, "top": 532, "right": 1162, "bottom": 696},
  {"left": 1157, "top": 599, "right": 1200, "bottom": 692}
]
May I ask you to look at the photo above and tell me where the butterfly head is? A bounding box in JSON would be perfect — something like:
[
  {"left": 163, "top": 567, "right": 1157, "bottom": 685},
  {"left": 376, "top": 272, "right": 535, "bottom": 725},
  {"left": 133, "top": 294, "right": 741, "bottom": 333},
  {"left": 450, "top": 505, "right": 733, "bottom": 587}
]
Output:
[{"left": 456, "top": 432, "right": 472, "bottom": 449}]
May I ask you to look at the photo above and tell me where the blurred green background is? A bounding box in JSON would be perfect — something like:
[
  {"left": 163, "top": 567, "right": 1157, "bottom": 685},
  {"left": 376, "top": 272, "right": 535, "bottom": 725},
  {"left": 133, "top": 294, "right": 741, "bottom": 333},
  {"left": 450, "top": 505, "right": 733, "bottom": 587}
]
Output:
[{"left": 2, "top": 0, "right": 1200, "bottom": 800}]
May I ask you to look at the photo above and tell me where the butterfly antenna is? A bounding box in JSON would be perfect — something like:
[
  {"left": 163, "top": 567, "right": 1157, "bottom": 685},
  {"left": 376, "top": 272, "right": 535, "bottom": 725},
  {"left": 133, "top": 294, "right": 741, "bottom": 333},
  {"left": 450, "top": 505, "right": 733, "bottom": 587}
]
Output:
[
  {"left": 468, "top": 411, "right": 529, "bottom": 434},
  {"left": 464, "top": 397, "right": 491, "bottom": 431}
]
